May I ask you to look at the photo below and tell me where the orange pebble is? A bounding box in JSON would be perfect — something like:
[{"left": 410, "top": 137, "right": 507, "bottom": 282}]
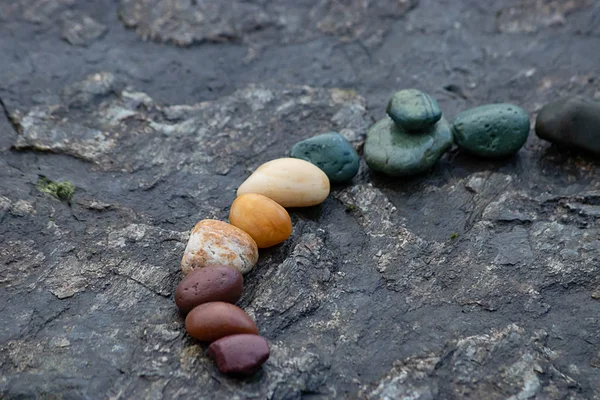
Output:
[{"left": 229, "top": 193, "right": 292, "bottom": 248}]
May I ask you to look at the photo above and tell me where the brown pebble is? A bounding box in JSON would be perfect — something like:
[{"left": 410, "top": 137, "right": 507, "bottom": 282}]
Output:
[
  {"left": 207, "top": 334, "right": 270, "bottom": 376},
  {"left": 185, "top": 302, "right": 258, "bottom": 342},
  {"left": 175, "top": 266, "right": 244, "bottom": 314}
]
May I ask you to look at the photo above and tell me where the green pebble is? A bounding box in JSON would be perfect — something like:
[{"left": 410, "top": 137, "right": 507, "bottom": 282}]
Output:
[
  {"left": 290, "top": 132, "right": 359, "bottom": 183},
  {"left": 386, "top": 89, "right": 442, "bottom": 132},
  {"left": 452, "top": 104, "right": 530, "bottom": 158},
  {"left": 364, "top": 118, "right": 453, "bottom": 176}
]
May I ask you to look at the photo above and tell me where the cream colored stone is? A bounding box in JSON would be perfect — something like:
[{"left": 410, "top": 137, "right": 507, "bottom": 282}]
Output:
[
  {"left": 236, "top": 158, "right": 330, "bottom": 207},
  {"left": 181, "top": 219, "right": 258, "bottom": 275}
]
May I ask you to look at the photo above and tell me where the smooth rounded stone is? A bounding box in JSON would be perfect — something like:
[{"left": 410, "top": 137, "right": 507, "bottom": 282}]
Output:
[
  {"left": 535, "top": 96, "right": 600, "bottom": 156},
  {"left": 386, "top": 89, "right": 442, "bottom": 132},
  {"left": 207, "top": 334, "right": 270, "bottom": 376},
  {"left": 289, "top": 132, "right": 359, "bottom": 183},
  {"left": 175, "top": 266, "right": 243, "bottom": 314},
  {"left": 364, "top": 117, "right": 453, "bottom": 176},
  {"left": 185, "top": 302, "right": 258, "bottom": 342},
  {"left": 237, "top": 158, "right": 330, "bottom": 208},
  {"left": 452, "top": 104, "right": 530, "bottom": 157},
  {"left": 181, "top": 220, "right": 258, "bottom": 275},
  {"left": 229, "top": 193, "right": 292, "bottom": 248}
]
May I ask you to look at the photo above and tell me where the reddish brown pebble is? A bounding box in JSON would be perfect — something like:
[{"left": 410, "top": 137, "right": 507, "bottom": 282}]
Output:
[
  {"left": 207, "top": 334, "right": 270, "bottom": 376},
  {"left": 175, "top": 266, "right": 244, "bottom": 314},
  {"left": 185, "top": 302, "right": 258, "bottom": 342}
]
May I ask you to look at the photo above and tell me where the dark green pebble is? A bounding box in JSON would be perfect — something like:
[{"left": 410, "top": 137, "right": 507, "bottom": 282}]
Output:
[
  {"left": 290, "top": 132, "right": 359, "bottom": 183},
  {"left": 386, "top": 89, "right": 442, "bottom": 132},
  {"left": 364, "top": 118, "right": 453, "bottom": 176},
  {"left": 452, "top": 104, "right": 529, "bottom": 157},
  {"left": 535, "top": 96, "right": 600, "bottom": 156}
]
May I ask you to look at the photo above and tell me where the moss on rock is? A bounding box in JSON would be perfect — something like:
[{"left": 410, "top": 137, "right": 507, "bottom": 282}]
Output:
[{"left": 36, "top": 176, "right": 75, "bottom": 201}]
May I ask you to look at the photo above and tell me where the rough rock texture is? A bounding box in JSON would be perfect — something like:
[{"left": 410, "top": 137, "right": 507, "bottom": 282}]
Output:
[
  {"left": 117, "top": 0, "right": 419, "bottom": 48},
  {"left": 362, "top": 324, "right": 589, "bottom": 399},
  {"left": 60, "top": 11, "right": 108, "bottom": 47},
  {"left": 1, "top": 0, "right": 600, "bottom": 399}
]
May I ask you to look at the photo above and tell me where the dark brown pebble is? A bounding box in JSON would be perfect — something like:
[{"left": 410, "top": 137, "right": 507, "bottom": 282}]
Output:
[
  {"left": 207, "top": 334, "right": 270, "bottom": 376},
  {"left": 185, "top": 302, "right": 258, "bottom": 342},
  {"left": 175, "top": 265, "right": 243, "bottom": 314}
]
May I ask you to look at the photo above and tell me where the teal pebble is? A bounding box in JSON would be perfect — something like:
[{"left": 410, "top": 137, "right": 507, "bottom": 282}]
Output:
[
  {"left": 386, "top": 89, "right": 442, "bottom": 132},
  {"left": 290, "top": 132, "right": 360, "bottom": 183},
  {"left": 452, "top": 104, "right": 530, "bottom": 157},
  {"left": 364, "top": 118, "right": 453, "bottom": 176}
]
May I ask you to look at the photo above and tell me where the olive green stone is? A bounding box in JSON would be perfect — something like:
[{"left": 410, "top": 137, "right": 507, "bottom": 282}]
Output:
[
  {"left": 386, "top": 89, "right": 442, "bottom": 132},
  {"left": 452, "top": 104, "right": 530, "bottom": 158},
  {"left": 364, "top": 118, "right": 453, "bottom": 176}
]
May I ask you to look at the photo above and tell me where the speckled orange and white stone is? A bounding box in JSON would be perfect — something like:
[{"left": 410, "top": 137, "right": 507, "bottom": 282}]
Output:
[{"left": 181, "top": 220, "right": 259, "bottom": 275}]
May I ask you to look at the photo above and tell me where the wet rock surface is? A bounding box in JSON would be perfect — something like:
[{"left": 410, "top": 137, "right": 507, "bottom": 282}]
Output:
[{"left": 1, "top": 0, "right": 600, "bottom": 399}]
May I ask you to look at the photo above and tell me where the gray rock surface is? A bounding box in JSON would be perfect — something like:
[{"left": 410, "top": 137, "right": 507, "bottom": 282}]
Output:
[
  {"left": 1, "top": 0, "right": 599, "bottom": 399},
  {"left": 117, "top": 0, "right": 418, "bottom": 47},
  {"left": 60, "top": 11, "right": 107, "bottom": 47}
]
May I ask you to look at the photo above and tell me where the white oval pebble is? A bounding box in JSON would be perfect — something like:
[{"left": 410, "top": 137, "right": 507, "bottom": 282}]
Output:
[{"left": 236, "top": 158, "right": 330, "bottom": 208}]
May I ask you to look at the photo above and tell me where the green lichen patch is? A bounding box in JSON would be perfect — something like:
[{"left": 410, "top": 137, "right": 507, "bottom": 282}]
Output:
[{"left": 36, "top": 176, "right": 75, "bottom": 201}]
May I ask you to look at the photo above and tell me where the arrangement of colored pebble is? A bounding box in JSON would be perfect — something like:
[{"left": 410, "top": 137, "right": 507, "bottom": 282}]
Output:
[
  {"left": 172, "top": 88, "right": 591, "bottom": 378},
  {"left": 174, "top": 157, "right": 330, "bottom": 376}
]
